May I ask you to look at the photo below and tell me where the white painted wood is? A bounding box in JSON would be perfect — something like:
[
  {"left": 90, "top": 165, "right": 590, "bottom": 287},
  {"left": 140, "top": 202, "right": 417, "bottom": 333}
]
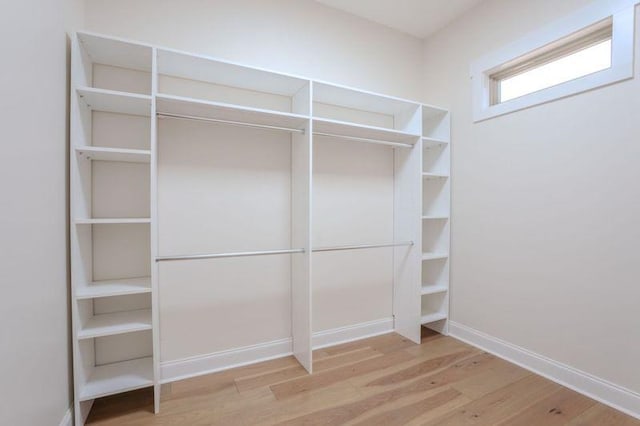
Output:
[
  {"left": 71, "top": 32, "right": 157, "bottom": 424},
  {"left": 78, "top": 309, "right": 152, "bottom": 339},
  {"left": 150, "top": 46, "right": 161, "bottom": 414},
  {"left": 78, "top": 32, "right": 153, "bottom": 73},
  {"left": 58, "top": 408, "right": 72, "bottom": 426},
  {"left": 76, "top": 277, "right": 152, "bottom": 299},
  {"left": 291, "top": 85, "right": 313, "bottom": 372},
  {"left": 421, "top": 284, "right": 449, "bottom": 296},
  {"left": 422, "top": 137, "right": 449, "bottom": 148},
  {"left": 78, "top": 357, "right": 154, "bottom": 401},
  {"left": 156, "top": 94, "right": 309, "bottom": 130},
  {"left": 312, "top": 318, "right": 394, "bottom": 349},
  {"left": 392, "top": 135, "right": 422, "bottom": 344},
  {"left": 71, "top": 32, "right": 450, "bottom": 420},
  {"left": 450, "top": 321, "right": 640, "bottom": 420},
  {"left": 314, "top": 118, "right": 420, "bottom": 144},
  {"left": 76, "top": 146, "right": 151, "bottom": 163},
  {"left": 471, "top": 1, "right": 639, "bottom": 121},
  {"left": 74, "top": 218, "right": 151, "bottom": 225},
  {"left": 77, "top": 87, "right": 151, "bottom": 117},
  {"left": 421, "top": 253, "right": 449, "bottom": 261},
  {"left": 157, "top": 48, "right": 309, "bottom": 97},
  {"left": 420, "top": 107, "right": 451, "bottom": 336},
  {"left": 422, "top": 172, "right": 449, "bottom": 179},
  {"left": 160, "top": 338, "right": 293, "bottom": 384},
  {"left": 421, "top": 312, "right": 448, "bottom": 324},
  {"left": 160, "top": 318, "right": 393, "bottom": 384},
  {"left": 313, "top": 81, "right": 420, "bottom": 124}
]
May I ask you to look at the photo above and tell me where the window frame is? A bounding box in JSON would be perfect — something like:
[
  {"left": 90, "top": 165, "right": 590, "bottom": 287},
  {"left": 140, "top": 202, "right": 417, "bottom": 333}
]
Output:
[{"left": 471, "top": 0, "right": 637, "bottom": 122}]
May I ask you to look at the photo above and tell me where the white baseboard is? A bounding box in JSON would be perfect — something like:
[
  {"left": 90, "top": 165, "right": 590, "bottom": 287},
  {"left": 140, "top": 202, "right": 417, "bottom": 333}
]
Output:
[
  {"left": 160, "top": 338, "right": 293, "bottom": 383},
  {"left": 58, "top": 408, "right": 72, "bottom": 426},
  {"left": 449, "top": 321, "right": 640, "bottom": 420},
  {"left": 160, "top": 317, "right": 395, "bottom": 384}
]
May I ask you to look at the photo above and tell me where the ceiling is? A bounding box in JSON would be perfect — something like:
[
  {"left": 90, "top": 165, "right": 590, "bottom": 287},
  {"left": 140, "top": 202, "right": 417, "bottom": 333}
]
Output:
[{"left": 315, "top": 0, "right": 484, "bottom": 39}]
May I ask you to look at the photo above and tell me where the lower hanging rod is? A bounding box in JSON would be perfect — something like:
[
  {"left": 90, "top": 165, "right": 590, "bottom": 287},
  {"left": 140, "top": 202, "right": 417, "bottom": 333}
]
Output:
[
  {"left": 157, "top": 112, "right": 306, "bottom": 134},
  {"left": 156, "top": 248, "right": 305, "bottom": 262},
  {"left": 313, "top": 132, "right": 415, "bottom": 149},
  {"left": 313, "top": 241, "right": 414, "bottom": 252},
  {"left": 156, "top": 241, "right": 414, "bottom": 262}
]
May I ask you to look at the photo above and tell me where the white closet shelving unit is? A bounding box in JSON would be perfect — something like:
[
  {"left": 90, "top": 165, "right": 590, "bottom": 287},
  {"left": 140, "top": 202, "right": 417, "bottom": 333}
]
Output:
[
  {"left": 420, "top": 108, "right": 451, "bottom": 333},
  {"left": 70, "top": 31, "right": 450, "bottom": 423},
  {"left": 70, "top": 33, "right": 158, "bottom": 426}
]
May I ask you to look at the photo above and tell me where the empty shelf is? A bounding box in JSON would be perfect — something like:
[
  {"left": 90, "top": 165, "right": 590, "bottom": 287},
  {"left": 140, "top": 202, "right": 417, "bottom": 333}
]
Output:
[
  {"left": 422, "top": 253, "right": 449, "bottom": 261},
  {"left": 74, "top": 218, "right": 151, "bottom": 225},
  {"left": 76, "top": 146, "right": 151, "bottom": 163},
  {"left": 78, "top": 357, "right": 154, "bottom": 401},
  {"left": 78, "top": 309, "right": 152, "bottom": 339},
  {"left": 422, "top": 215, "right": 449, "bottom": 220},
  {"left": 421, "top": 285, "right": 449, "bottom": 296},
  {"left": 422, "top": 172, "right": 449, "bottom": 180},
  {"left": 422, "top": 137, "right": 449, "bottom": 148},
  {"left": 313, "top": 118, "right": 420, "bottom": 145},
  {"left": 76, "top": 277, "right": 152, "bottom": 300},
  {"left": 76, "top": 87, "right": 152, "bottom": 116},
  {"left": 421, "top": 312, "right": 448, "bottom": 325},
  {"left": 156, "top": 94, "right": 309, "bottom": 131}
]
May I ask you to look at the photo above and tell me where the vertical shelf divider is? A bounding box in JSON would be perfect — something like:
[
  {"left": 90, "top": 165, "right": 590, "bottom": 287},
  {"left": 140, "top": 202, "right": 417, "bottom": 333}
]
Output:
[{"left": 291, "top": 81, "right": 313, "bottom": 373}]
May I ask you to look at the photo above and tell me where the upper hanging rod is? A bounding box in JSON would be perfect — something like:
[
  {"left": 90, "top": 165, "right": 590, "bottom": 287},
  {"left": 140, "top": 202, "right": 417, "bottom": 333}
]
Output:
[
  {"left": 313, "top": 132, "right": 415, "bottom": 149},
  {"left": 157, "top": 112, "right": 306, "bottom": 134},
  {"left": 156, "top": 241, "right": 414, "bottom": 262},
  {"left": 313, "top": 241, "right": 414, "bottom": 252}
]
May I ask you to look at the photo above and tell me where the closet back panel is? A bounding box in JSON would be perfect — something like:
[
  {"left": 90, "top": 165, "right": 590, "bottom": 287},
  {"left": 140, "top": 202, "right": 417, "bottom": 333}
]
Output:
[
  {"left": 93, "top": 64, "right": 152, "bottom": 95},
  {"left": 92, "top": 223, "right": 151, "bottom": 280},
  {"left": 312, "top": 138, "right": 394, "bottom": 332},
  {"left": 157, "top": 119, "right": 291, "bottom": 254},
  {"left": 159, "top": 257, "right": 292, "bottom": 361},
  {"left": 157, "top": 118, "right": 293, "bottom": 361},
  {"left": 92, "top": 111, "right": 150, "bottom": 150}
]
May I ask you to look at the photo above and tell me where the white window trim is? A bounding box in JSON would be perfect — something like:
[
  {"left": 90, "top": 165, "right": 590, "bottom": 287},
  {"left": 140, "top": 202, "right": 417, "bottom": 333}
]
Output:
[{"left": 471, "top": 0, "right": 638, "bottom": 122}]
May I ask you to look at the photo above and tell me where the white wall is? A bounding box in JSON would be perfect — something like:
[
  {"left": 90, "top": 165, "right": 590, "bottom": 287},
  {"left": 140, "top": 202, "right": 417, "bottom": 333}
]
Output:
[
  {"left": 83, "top": 0, "right": 424, "bottom": 100},
  {"left": 0, "top": 0, "right": 83, "bottom": 424},
  {"left": 423, "top": 0, "right": 640, "bottom": 394}
]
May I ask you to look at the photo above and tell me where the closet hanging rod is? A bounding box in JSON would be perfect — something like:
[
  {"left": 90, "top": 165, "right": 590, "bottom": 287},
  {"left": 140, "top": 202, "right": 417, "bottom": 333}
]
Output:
[
  {"left": 157, "top": 112, "right": 306, "bottom": 134},
  {"left": 156, "top": 242, "right": 414, "bottom": 262},
  {"left": 313, "top": 132, "right": 415, "bottom": 148},
  {"left": 313, "top": 241, "right": 414, "bottom": 252},
  {"left": 156, "top": 248, "right": 305, "bottom": 262}
]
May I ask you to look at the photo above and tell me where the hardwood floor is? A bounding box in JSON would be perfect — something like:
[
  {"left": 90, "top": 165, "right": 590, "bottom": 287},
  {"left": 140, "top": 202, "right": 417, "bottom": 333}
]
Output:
[{"left": 86, "top": 329, "right": 639, "bottom": 425}]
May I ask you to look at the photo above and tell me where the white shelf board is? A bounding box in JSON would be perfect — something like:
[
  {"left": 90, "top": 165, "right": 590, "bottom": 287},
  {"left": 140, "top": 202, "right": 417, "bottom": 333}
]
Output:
[
  {"left": 78, "top": 357, "right": 154, "bottom": 401},
  {"left": 77, "top": 87, "right": 151, "bottom": 116},
  {"left": 421, "top": 312, "right": 448, "bottom": 325},
  {"left": 313, "top": 81, "right": 420, "bottom": 117},
  {"left": 422, "top": 253, "right": 449, "bottom": 261},
  {"left": 156, "top": 94, "right": 309, "bottom": 131},
  {"left": 422, "top": 172, "right": 449, "bottom": 180},
  {"left": 421, "top": 285, "right": 449, "bottom": 296},
  {"left": 422, "top": 105, "right": 449, "bottom": 120},
  {"left": 313, "top": 118, "right": 420, "bottom": 145},
  {"left": 76, "top": 277, "right": 152, "bottom": 300},
  {"left": 78, "top": 309, "right": 152, "bottom": 340},
  {"left": 157, "top": 48, "right": 309, "bottom": 97},
  {"left": 422, "top": 215, "right": 449, "bottom": 220},
  {"left": 423, "top": 137, "right": 449, "bottom": 148},
  {"left": 74, "top": 218, "right": 151, "bottom": 225},
  {"left": 78, "top": 32, "right": 152, "bottom": 72},
  {"left": 76, "top": 146, "right": 151, "bottom": 163}
]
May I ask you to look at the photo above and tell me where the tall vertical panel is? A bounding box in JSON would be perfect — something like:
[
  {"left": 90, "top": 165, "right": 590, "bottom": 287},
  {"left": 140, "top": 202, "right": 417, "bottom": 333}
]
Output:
[
  {"left": 291, "top": 83, "right": 313, "bottom": 372},
  {"left": 393, "top": 136, "right": 422, "bottom": 344},
  {"left": 150, "top": 47, "right": 161, "bottom": 413}
]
